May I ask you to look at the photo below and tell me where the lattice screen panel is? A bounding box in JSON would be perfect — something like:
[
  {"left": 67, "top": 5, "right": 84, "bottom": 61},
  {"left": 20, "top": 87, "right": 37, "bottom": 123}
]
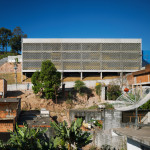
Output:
[
  {"left": 82, "top": 52, "right": 100, "bottom": 61},
  {"left": 42, "top": 52, "right": 51, "bottom": 60},
  {"left": 63, "top": 62, "right": 81, "bottom": 70},
  {"left": 52, "top": 61, "right": 61, "bottom": 70},
  {"left": 122, "top": 52, "right": 140, "bottom": 61},
  {"left": 102, "top": 52, "right": 121, "bottom": 61},
  {"left": 102, "top": 43, "right": 120, "bottom": 51},
  {"left": 22, "top": 41, "right": 141, "bottom": 71},
  {"left": 43, "top": 43, "right": 61, "bottom": 51},
  {"left": 82, "top": 62, "right": 100, "bottom": 70},
  {"left": 122, "top": 43, "right": 141, "bottom": 51},
  {"left": 23, "top": 43, "right": 42, "bottom": 51},
  {"left": 62, "top": 43, "right": 81, "bottom": 51},
  {"left": 62, "top": 53, "right": 81, "bottom": 60},
  {"left": 23, "top": 61, "right": 41, "bottom": 70},
  {"left": 123, "top": 62, "right": 139, "bottom": 70},
  {"left": 51, "top": 52, "right": 61, "bottom": 60},
  {"left": 102, "top": 62, "right": 121, "bottom": 70},
  {"left": 23, "top": 52, "right": 42, "bottom": 60},
  {"left": 82, "top": 43, "right": 100, "bottom": 51}
]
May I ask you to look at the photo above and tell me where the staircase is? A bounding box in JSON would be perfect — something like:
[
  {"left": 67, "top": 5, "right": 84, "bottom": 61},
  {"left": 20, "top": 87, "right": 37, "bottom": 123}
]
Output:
[
  {"left": 0, "top": 57, "right": 8, "bottom": 67},
  {"left": 141, "top": 112, "right": 150, "bottom": 124}
]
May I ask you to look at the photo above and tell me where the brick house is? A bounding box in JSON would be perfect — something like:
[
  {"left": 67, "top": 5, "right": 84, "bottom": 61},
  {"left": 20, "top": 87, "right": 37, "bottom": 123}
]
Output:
[
  {"left": 0, "top": 79, "right": 7, "bottom": 98},
  {"left": 0, "top": 98, "right": 21, "bottom": 132},
  {"left": 126, "top": 64, "right": 150, "bottom": 87}
]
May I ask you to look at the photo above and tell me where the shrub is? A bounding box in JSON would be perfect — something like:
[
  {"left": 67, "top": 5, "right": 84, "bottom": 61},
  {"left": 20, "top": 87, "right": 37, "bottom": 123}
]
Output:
[
  {"left": 95, "top": 84, "right": 102, "bottom": 99},
  {"left": 107, "top": 84, "right": 122, "bottom": 100},
  {"left": 74, "top": 80, "right": 86, "bottom": 95},
  {"left": 139, "top": 99, "right": 150, "bottom": 109}
]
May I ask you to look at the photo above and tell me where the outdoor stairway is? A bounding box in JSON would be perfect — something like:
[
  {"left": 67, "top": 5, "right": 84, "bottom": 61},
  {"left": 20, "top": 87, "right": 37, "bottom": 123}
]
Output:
[{"left": 141, "top": 112, "right": 150, "bottom": 124}]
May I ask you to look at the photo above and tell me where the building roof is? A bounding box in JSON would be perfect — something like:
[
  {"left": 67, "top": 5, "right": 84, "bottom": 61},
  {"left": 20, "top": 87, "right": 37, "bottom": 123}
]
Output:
[
  {"left": 114, "top": 126, "right": 150, "bottom": 146},
  {"left": 22, "top": 38, "right": 142, "bottom": 43},
  {"left": 18, "top": 110, "right": 51, "bottom": 127},
  {"left": 0, "top": 98, "right": 20, "bottom": 103},
  {"left": 133, "top": 64, "right": 150, "bottom": 76}
]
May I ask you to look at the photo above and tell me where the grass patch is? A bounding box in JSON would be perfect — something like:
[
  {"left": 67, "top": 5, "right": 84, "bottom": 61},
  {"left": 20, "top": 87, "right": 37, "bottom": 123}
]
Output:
[
  {"left": 102, "top": 103, "right": 114, "bottom": 109},
  {"left": 88, "top": 105, "right": 98, "bottom": 109}
]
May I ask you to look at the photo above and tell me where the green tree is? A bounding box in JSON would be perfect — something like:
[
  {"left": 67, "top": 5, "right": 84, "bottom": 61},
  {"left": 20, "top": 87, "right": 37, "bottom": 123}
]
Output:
[
  {"left": 95, "top": 84, "right": 102, "bottom": 99},
  {"left": 74, "top": 80, "right": 86, "bottom": 95},
  {"left": 31, "top": 60, "right": 61, "bottom": 100},
  {"left": 107, "top": 84, "right": 122, "bottom": 100},
  {"left": 0, "top": 27, "right": 12, "bottom": 53},
  {"left": 9, "top": 26, "right": 27, "bottom": 54},
  {"left": 50, "top": 118, "right": 92, "bottom": 150}
]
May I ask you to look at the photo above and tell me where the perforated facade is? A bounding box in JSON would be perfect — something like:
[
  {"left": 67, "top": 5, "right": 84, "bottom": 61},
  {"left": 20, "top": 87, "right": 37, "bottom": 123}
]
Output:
[{"left": 22, "top": 39, "right": 142, "bottom": 73}]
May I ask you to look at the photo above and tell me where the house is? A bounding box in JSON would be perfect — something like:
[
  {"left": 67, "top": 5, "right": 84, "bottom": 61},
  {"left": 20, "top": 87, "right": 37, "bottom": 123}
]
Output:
[
  {"left": 0, "top": 79, "right": 7, "bottom": 98},
  {"left": 0, "top": 98, "right": 21, "bottom": 132},
  {"left": 126, "top": 64, "right": 150, "bottom": 88}
]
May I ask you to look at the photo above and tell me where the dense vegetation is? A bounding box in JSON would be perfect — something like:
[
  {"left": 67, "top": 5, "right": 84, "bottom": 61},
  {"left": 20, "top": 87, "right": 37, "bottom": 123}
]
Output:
[
  {"left": 107, "top": 84, "right": 122, "bottom": 100},
  {"left": 0, "top": 27, "right": 27, "bottom": 55},
  {"left": 31, "top": 60, "right": 61, "bottom": 100},
  {"left": 0, "top": 118, "right": 91, "bottom": 150}
]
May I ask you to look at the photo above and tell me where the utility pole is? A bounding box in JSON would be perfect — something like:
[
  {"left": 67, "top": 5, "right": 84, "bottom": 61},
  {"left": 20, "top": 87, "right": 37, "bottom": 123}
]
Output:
[{"left": 14, "top": 58, "right": 18, "bottom": 90}]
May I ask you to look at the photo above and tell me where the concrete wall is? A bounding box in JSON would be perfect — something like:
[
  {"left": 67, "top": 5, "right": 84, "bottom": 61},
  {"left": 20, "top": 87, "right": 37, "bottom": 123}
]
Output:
[
  {"left": 69, "top": 109, "right": 122, "bottom": 130},
  {"left": 92, "top": 129, "right": 126, "bottom": 149},
  {"left": 8, "top": 55, "right": 22, "bottom": 63},
  {"left": 7, "top": 83, "right": 33, "bottom": 91},
  {"left": 69, "top": 109, "right": 124, "bottom": 149},
  {"left": 7, "top": 78, "right": 118, "bottom": 91}
]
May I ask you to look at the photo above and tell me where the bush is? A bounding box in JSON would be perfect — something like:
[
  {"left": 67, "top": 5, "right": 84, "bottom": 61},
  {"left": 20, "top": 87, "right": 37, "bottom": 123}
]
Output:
[
  {"left": 139, "top": 100, "right": 150, "bottom": 109},
  {"left": 107, "top": 84, "right": 122, "bottom": 100},
  {"left": 74, "top": 80, "right": 86, "bottom": 95},
  {"left": 95, "top": 84, "right": 102, "bottom": 98}
]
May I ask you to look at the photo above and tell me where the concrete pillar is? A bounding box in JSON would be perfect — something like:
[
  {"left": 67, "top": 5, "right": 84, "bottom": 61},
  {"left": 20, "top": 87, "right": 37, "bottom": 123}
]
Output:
[
  {"left": 21, "top": 72, "right": 23, "bottom": 83},
  {"left": 101, "top": 86, "right": 105, "bottom": 101},
  {"left": 61, "top": 72, "right": 63, "bottom": 81},
  {"left": 101, "top": 72, "right": 103, "bottom": 79},
  {"left": 81, "top": 72, "right": 83, "bottom": 80}
]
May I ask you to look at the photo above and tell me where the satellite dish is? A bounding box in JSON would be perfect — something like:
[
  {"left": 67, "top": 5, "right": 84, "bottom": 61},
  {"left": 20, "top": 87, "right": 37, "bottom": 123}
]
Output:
[{"left": 114, "top": 86, "right": 150, "bottom": 111}]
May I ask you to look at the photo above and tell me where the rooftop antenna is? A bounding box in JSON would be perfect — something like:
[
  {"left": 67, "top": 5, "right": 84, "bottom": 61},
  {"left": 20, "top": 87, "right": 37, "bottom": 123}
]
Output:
[{"left": 114, "top": 86, "right": 150, "bottom": 128}]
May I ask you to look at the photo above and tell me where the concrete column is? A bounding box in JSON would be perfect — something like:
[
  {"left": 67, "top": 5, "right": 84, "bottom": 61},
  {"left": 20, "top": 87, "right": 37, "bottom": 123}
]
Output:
[
  {"left": 21, "top": 72, "right": 23, "bottom": 83},
  {"left": 101, "top": 86, "right": 105, "bottom": 101},
  {"left": 61, "top": 72, "right": 63, "bottom": 81},
  {"left": 101, "top": 72, "right": 103, "bottom": 79},
  {"left": 81, "top": 72, "right": 83, "bottom": 80}
]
